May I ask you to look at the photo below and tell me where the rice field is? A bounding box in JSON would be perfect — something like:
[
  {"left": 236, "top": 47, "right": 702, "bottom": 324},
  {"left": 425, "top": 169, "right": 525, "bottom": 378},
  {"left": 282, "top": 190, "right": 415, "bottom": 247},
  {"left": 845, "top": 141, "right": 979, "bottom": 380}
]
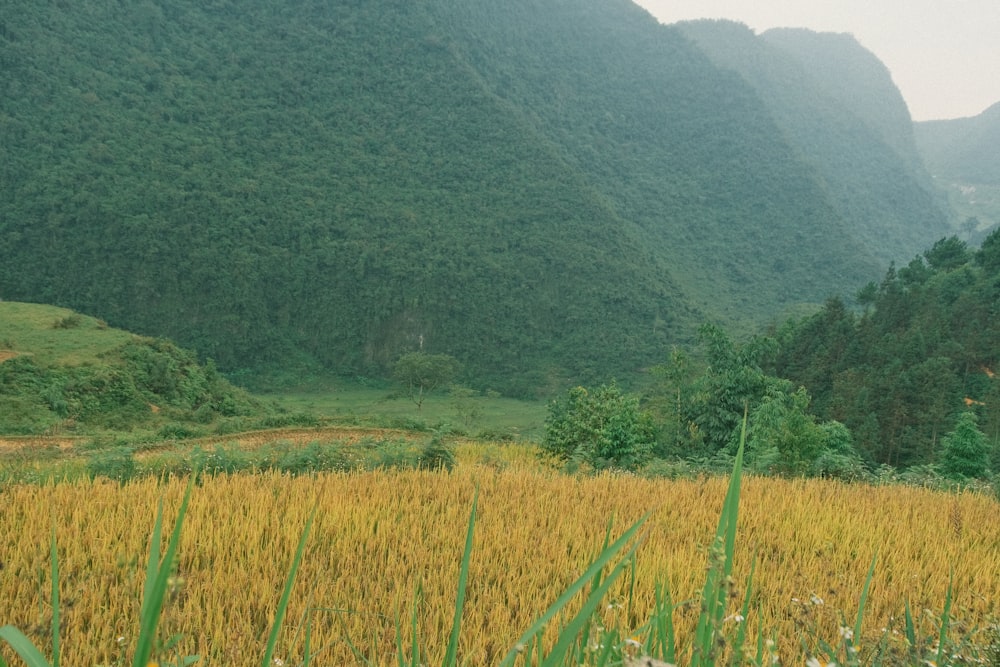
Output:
[{"left": 1, "top": 462, "right": 998, "bottom": 666}]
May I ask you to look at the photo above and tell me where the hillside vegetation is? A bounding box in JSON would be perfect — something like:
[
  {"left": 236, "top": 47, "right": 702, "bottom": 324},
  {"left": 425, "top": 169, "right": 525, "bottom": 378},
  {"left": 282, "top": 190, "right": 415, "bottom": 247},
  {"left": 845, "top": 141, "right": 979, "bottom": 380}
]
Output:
[
  {"left": 0, "top": 0, "right": 950, "bottom": 393},
  {"left": 0, "top": 302, "right": 259, "bottom": 433},
  {"left": 676, "top": 21, "right": 949, "bottom": 267},
  {"left": 770, "top": 231, "right": 1000, "bottom": 470}
]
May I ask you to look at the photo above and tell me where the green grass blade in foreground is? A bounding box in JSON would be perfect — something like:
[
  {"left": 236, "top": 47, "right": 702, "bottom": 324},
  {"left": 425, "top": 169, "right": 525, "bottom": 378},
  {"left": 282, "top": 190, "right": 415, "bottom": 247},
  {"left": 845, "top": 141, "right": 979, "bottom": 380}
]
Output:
[
  {"left": 133, "top": 477, "right": 195, "bottom": 667},
  {"left": 443, "top": 488, "right": 478, "bottom": 667},
  {"left": 262, "top": 506, "right": 316, "bottom": 667},
  {"left": 0, "top": 626, "right": 51, "bottom": 667},
  {"left": 853, "top": 551, "right": 878, "bottom": 640},
  {"left": 541, "top": 533, "right": 647, "bottom": 667},
  {"left": 497, "top": 512, "right": 650, "bottom": 667},
  {"left": 50, "top": 527, "right": 60, "bottom": 667},
  {"left": 904, "top": 599, "right": 917, "bottom": 656},
  {"left": 692, "top": 408, "right": 746, "bottom": 666}
]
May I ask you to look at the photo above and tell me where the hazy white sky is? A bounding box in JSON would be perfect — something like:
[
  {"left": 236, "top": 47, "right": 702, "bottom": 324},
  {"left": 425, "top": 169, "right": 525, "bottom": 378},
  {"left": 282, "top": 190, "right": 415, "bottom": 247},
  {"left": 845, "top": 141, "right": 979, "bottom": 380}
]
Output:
[{"left": 633, "top": 0, "right": 1000, "bottom": 121}]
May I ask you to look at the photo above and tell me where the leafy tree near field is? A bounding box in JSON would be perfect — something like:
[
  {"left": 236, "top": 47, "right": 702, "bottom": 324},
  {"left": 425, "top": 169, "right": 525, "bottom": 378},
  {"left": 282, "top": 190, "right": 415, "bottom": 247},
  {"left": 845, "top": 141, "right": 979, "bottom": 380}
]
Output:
[
  {"left": 392, "top": 352, "right": 460, "bottom": 410},
  {"left": 739, "top": 386, "right": 863, "bottom": 477},
  {"left": 686, "top": 324, "right": 787, "bottom": 452},
  {"left": 940, "top": 411, "right": 991, "bottom": 479},
  {"left": 543, "top": 383, "right": 655, "bottom": 471}
]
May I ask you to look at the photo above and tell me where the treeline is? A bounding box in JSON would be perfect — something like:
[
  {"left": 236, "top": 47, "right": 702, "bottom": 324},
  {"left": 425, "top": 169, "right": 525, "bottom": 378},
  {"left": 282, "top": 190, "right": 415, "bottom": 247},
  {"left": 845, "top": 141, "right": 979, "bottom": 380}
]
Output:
[
  {"left": 769, "top": 233, "right": 1000, "bottom": 471},
  {"left": 560, "top": 232, "right": 1000, "bottom": 479}
]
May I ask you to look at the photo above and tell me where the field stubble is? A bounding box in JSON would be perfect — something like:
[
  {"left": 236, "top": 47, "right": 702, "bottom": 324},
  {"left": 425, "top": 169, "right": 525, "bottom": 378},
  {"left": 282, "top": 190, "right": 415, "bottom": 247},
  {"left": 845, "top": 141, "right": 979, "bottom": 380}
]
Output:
[{"left": 1, "top": 466, "right": 997, "bottom": 665}]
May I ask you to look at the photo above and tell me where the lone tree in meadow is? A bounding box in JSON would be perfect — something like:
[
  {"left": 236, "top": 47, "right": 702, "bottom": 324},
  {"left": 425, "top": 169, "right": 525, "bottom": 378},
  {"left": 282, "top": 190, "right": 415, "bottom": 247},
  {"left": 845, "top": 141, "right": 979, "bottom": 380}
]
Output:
[
  {"left": 940, "top": 410, "right": 990, "bottom": 479},
  {"left": 393, "top": 351, "right": 460, "bottom": 410}
]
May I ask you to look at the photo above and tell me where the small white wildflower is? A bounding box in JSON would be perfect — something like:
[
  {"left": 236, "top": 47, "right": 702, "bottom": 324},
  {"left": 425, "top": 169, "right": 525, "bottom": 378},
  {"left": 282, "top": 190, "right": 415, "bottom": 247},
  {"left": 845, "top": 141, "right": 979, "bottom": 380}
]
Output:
[
  {"left": 724, "top": 613, "right": 745, "bottom": 623},
  {"left": 624, "top": 638, "right": 642, "bottom": 649},
  {"left": 810, "top": 593, "right": 824, "bottom": 606},
  {"left": 838, "top": 625, "right": 854, "bottom": 641},
  {"left": 116, "top": 636, "right": 126, "bottom": 645},
  {"left": 272, "top": 659, "right": 285, "bottom": 667},
  {"left": 806, "top": 658, "right": 837, "bottom": 667}
]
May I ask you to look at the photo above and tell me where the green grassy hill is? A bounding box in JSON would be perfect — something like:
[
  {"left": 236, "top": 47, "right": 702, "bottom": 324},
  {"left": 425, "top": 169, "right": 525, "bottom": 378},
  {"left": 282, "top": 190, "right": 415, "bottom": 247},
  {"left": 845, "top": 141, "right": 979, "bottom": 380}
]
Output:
[
  {"left": 0, "top": 0, "right": 944, "bottom": 394},
  {"left": 0, "top": 302, "right": 259, "bottom": 434}
]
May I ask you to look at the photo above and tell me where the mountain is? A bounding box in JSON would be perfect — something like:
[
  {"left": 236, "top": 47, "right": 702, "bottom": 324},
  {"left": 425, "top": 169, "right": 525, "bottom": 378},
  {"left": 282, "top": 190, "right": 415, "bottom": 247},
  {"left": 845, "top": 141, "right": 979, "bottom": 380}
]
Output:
[
  {"left": 915, "top": 102, "right": 1000, "bottom": 237},
  {"left": 674, "top": 21, "right": 950, "bottom": 267},
  {"left": 0, "top": 0, "right": 944, "bottom": 394}
]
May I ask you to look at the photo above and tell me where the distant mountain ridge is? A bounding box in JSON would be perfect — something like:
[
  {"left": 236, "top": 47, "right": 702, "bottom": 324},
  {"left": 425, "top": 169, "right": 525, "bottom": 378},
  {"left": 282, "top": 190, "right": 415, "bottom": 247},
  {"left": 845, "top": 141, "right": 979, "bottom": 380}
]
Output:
[
  {"left": 915, "top": 102, "right": 1000, "bottom": 236},
  {"left": 675, "top": 20, "right": 949, "bottom": 267},
  {"left": 0, "top": 0, "right": 951, "bottom": 393}
]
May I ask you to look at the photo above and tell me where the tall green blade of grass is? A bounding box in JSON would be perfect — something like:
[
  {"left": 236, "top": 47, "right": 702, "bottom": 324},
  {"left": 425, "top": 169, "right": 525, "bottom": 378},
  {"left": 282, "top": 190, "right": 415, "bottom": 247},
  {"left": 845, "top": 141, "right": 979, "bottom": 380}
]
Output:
[
  {"left": 692, "top": 409, "right": 746, "bottom": 667},
  {"left": 261, "top": 506, "right": 316, "bottom": 667},
  {"left": 853, "top": 552, "right": 878, "bottom": 641},
  {"left": 133, "top": 478, "right": 195, "bottom": 667},
  {"left": 497, "top": 513, "right": 650, "bottom": 667},
  {"left": 443, "top": 488, "right": 478, "bottom": 667},
  {"left": 0, "top": 626, "right": 51, "bottom": 667},
  {"left": 652, "top": 582, "right": 676, "bottom": 663},
  {"left": 936, "top": 571, "right": 954, "bottom": 667},
  {"left": 540, "top": 532, "right": 646, "bottom": 667},
  {"left": 903, "top": 599, "right": 917, "bottom": 657}
]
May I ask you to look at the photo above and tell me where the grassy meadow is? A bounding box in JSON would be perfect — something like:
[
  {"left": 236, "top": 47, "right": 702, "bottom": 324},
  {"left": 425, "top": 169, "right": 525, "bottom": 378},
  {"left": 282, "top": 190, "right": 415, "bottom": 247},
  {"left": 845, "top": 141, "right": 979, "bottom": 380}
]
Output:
[{"left": 2, "top": 457, "right": 998, "bottom": 666}]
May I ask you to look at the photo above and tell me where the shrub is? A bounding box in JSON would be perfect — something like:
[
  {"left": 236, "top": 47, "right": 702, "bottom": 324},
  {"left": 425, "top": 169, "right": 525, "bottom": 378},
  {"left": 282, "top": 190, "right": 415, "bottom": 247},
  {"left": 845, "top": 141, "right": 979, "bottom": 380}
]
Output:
[
  {"left": 86, "top": 448, "right": 136, "bottom": 484},
  {"left": 543, "top": 383, "right": 655, "bottom": 471},
  {"left": 941, "top": 411, "right": 991, "bottom": 480},
  {"left": 417, "top": 436, "right": 456, "bottom": 472}
]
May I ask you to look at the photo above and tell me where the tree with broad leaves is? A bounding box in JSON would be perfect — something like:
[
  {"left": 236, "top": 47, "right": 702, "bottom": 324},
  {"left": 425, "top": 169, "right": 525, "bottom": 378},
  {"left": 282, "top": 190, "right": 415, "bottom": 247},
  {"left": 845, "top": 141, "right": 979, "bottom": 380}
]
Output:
[{"left": 392, "top": 352, "right": 460, "bottom": 410}]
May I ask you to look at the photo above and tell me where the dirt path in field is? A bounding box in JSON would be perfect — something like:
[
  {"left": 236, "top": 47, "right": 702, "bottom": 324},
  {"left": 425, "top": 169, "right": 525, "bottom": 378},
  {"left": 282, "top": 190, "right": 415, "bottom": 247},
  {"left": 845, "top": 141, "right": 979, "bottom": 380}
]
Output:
[{"left": 0, "top": 426, "right": 426, "bottom": 459}]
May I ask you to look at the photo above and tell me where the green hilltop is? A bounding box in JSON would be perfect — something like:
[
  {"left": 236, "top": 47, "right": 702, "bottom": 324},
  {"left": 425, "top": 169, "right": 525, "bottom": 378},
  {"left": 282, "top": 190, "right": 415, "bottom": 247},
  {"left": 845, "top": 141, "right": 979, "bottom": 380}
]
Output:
[
  {"left": 0, "top": 0, "right": 951, "bottom": 394},
  {"left": 0, "top": 302, "right": 259, "bottom": 433}
]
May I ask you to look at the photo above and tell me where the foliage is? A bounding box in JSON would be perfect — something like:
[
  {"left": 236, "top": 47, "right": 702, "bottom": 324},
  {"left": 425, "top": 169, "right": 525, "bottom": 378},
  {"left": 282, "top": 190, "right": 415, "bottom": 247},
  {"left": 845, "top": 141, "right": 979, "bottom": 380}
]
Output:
[
  {"left": 85, "top": 447, "right": 137, "bottom": 484},
  {"left": 940, "top": 411, "right": 991, "bottom": 479},
  {"left": 0, "top": 0, "right": 942, "bottom": 394},
  {"left": 0, "top": 304, "right": 261, "bottom": 434},
  {"left": 543, "top": 383, "right": 655, "bottom": 470},
  {"left": 393, "top": 352, "right": 461, "bottom": 410},
  {"left": 771, "top": 232, "right": 1000, "bottom": 470},
  {"left": 417, "top": 435, "right": 456, "bottom": 472}
]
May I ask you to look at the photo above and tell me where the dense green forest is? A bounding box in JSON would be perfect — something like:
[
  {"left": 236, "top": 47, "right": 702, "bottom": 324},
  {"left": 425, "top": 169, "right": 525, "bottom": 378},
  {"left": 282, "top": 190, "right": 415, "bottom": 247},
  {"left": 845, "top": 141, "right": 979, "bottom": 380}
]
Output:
[
  {"left": 0, "top": 0, "right": 952, "bottom": 394},
  {"left": 676, "top": 21, "right": 949, "bottom": 267},
  {"left": 769, "top": 232, "right": 1000, "bottom": 470},
  {"left": 557, "top": 232, "right": 993, "bottom": 480}
]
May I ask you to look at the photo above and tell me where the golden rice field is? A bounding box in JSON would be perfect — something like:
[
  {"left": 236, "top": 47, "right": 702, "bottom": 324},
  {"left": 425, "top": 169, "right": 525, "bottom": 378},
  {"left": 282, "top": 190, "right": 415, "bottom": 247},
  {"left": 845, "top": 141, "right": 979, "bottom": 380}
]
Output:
[{"left": 1, "top": 457, "right": 998, "bottom": 666}]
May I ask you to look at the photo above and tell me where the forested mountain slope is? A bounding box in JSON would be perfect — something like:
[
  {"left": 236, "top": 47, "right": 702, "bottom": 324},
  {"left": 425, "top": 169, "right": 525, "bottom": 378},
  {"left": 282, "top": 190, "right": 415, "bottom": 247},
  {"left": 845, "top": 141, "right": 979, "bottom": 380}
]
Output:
[
  {"left": 0, "top": 0, "right": 940, "bottom": 393},
  {"left": 675, "top": 21, "right": 950, "bottom": 267},
  {"left": 915, "top": 103, "right": 1000, "bottom": 235},
  {"left": 771, "top": 233, "right": 1000, "bottom": 469}
]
